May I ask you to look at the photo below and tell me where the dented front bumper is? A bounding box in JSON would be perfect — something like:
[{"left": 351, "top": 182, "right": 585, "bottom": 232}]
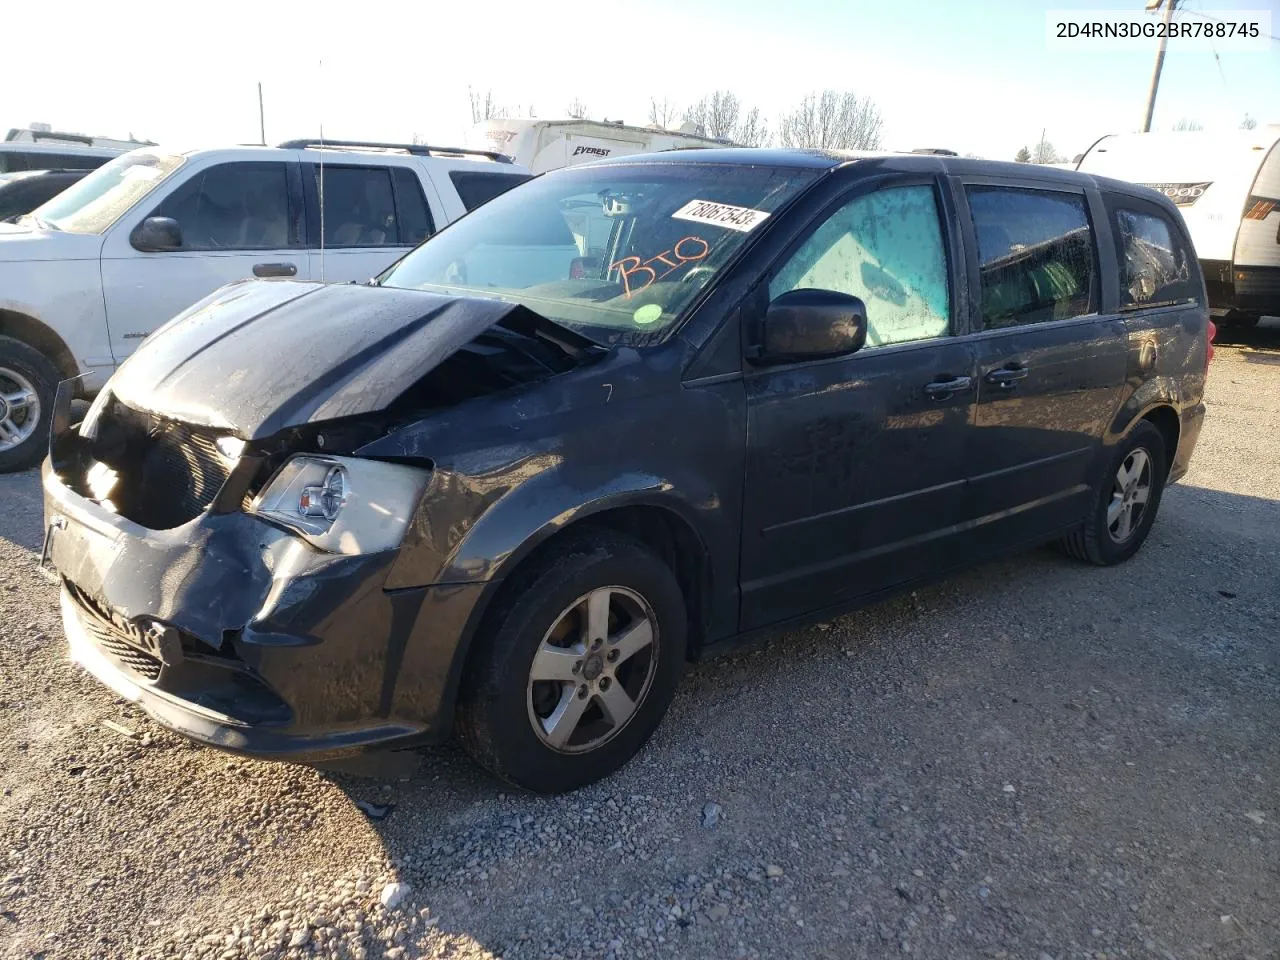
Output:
[{"left": 42, "top": 458, "right": 482, "bottom": 760}]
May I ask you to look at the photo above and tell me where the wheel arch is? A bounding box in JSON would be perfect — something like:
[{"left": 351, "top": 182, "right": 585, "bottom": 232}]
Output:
[
  {"left": 1138, "top": 404, "right": 1180, "bottom": 473},
  {"left": 435, "top": 492, "right": 719, "bottom": 732},
  {"left": 1109, "top": 378, "right": 1183, "bottom": 471},
  {"left": 0, "top": 309, "right": 80, "bottom": 383}
]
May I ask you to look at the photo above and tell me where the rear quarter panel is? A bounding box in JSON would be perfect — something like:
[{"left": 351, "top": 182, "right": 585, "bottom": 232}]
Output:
[
  {"left": 1097, "top": 188, "right": 1209, "bottom": 479},
  {"left": 1109, "top": 301, "right": 1207, "bottom": 481}
]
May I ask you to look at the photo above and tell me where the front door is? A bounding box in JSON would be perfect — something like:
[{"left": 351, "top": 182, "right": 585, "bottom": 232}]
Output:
[
  {"left": 740, "top": 180, "right": 976, "bottom": 630},
  {"left": 956, "top": 183, "right": 1127, "bottom": 541},
  {"left": 101, "top": 160, "right": 307, "bottom": 364}
]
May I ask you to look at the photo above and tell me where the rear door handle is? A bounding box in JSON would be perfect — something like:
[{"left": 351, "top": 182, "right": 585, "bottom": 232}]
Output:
[
  {"left": 253, "top": 262, "right": 297, "bottom": 278},
  {"left": 924, "top": 375, "right": 973, "bottom": 399},
  {"left": 985, "top": 365, "right": 1029, "bottom": 389}
]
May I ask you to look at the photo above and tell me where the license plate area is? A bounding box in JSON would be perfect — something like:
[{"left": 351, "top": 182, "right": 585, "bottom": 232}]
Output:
[
  {"left": 43, "top": 512, "right": 124, "bottom": 599},
  {"left": 65, "top": 581, "right": 185, "bottom": 679}
]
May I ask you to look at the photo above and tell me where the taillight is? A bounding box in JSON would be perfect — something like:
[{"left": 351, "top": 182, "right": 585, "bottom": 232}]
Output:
[{"left": 1206, "top": 319, "right": 1217, "bottom": 365}]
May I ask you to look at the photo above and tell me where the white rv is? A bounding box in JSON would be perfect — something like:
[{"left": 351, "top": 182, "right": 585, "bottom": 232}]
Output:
[
  {"left": 468, "top": 119, "right": 728, "bottom": 174},
  {"left": 1076, "top": 127, "right": 1280, "bottom": 323}
]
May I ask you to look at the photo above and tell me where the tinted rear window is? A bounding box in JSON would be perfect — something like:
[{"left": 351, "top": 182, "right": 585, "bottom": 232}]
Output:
[
  {"left": 449, "top": 171, "right": 532, "bottom": 211},
  {"left": 1110, "top": 202, "right": 1199, "bottom": 307},
  {"left": 966, "top": 186, "right": 1097, "bottom": 329}
]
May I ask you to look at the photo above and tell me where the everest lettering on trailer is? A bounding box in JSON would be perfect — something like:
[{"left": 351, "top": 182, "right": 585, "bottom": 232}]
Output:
[{"left": 673, "top": 199, "right": 771, "bottom": 233}]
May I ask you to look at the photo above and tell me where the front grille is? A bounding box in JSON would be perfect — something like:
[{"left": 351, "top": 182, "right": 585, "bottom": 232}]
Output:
[
  {"left": 79, "top": 400, "right": 235, "bottom": 529},
  {"left": 91, "top": 622, "right": 163, "bottom": 681},
  {"left": 67, "top": 583, "right": 163, "bottom": 681},
  {"left": 128, "top": 420, "right": 231, "bottom": 527}
]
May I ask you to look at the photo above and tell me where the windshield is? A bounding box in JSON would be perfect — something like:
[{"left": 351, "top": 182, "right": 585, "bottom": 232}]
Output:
[
  {"left": 33, "top": 151, "right": 185, "bottom": 234},
  {"left": 378, "top": 162, "right": 821, "bottom": 341}
]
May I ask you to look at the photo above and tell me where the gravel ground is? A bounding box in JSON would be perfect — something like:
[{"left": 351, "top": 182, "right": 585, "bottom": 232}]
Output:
[{"left": 2, "top": 324, "right": 1277, "bottom": 960}]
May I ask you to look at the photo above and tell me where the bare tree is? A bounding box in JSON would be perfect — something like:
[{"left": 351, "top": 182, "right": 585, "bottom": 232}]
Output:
[
  {"left": 1172, "top": 117, "right": 1204, "bottom": 132},
  {"left": 735, "top": 107, "right": 769, "bottom": 147},
  {"left": 648, "top": 97, "right": 679, "bottom": 129},
  {"left": 682, "top": 91, "right": 769, "bottom": 145},
  {"left": 778, "top": 90, "right": 883, "bottom": 150},
  {"left": 684, "top": 91, "right": 741, "bottom": 140},
  {"left": 566, "top": 98, "right": 589, "bottom": 120},
  {"left": 1014, "top": 146, "right": 1031, "bottom": 163},
  {"left": 1031, "top": 138, "right": 1064, "bottom": 164},
  {"left": 1241, "top": 113, "right": 1257, "bottom": 130},
  {"left": 469, "top": 88, "right": 505, "bottom": 124}
]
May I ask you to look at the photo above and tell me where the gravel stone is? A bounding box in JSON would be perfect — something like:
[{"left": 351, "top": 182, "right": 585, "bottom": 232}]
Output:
[
  {"left": 701, "top": 802, "right": 722, "bottom": 828},
  {"left": 0, "top": 329, "right": 1278, "bottom": 959},
  {"left": 380, "top": 881, "right": 411, "bottom": 910}
]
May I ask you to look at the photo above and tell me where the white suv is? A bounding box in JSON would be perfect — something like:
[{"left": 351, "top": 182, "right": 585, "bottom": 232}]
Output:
[{"left": 0, "top": 139, "right": 531, "bottom": 470}]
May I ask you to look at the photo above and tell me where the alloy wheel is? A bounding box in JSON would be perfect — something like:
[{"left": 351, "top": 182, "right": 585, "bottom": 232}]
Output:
[
  {"left": 526, "top": 585, "right": 659, "bottom": 754},
  {"left": 0, "top": 367, "right": 40, "bottom": 453},
  {"left": 1107, "top": 447, "right": 1152, "bottom": 543}
]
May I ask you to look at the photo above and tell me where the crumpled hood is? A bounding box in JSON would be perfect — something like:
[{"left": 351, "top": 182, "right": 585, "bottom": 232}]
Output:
[{"left": 107, "top": 279, "right": 539, "bottom": 439}]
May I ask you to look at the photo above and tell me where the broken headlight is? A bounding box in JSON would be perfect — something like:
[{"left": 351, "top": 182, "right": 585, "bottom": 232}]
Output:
[{"left": 252, "top": 455, "right": 429, "bottom": 555}]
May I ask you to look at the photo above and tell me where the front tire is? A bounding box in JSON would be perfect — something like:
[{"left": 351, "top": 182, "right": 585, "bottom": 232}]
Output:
[
  {"left": 0, "top": 336, "right": 59, "bottom": 473},
  {"left": 456, "top": 529, "right": 687, "bottom": 793},
  {"left": 1060, "top": 420, "right": 1167, "bottom": 566}
]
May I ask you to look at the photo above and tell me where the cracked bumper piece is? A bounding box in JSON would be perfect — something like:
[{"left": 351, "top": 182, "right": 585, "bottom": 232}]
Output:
[{"left": 45, "top": 460, "right": 485, "bottom": 761}]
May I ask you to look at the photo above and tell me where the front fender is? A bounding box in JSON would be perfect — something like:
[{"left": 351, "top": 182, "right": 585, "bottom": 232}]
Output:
[
  {"left": 385, "top": 456, "right": 733, "bottom": 595},
  {"left": 0, "top": 256, "right": 113, "bottom": 390}
]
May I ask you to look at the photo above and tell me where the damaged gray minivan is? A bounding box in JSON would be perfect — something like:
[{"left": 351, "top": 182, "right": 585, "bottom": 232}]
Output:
[{"left": 43, "top": 149, "right": 1210, "bottom": 792}]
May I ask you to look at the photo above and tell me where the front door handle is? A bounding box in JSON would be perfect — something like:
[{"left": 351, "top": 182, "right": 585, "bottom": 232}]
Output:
[
  {"left": 924, "top": 375, "right": 973, "bottom": 399},
  {"left": 253, "top": 262, "right": 297, "bottom": 278},
  {"left": 985, "top": 365, "right": 1029, "bottom": 389}
]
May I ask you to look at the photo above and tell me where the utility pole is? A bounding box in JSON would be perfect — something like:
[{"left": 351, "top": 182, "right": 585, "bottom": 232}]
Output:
[
  {"left": 258, "top": 82, "right": 266, "bottom": 146},
  {"left": 1141, "top": 0, "right": 1177, "bottom": 132}
]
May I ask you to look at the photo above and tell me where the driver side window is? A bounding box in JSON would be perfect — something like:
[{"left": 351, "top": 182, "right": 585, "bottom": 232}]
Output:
[
  {"left": 769, "top": 185, "right": 951, "bottom": 348},
  {"left": 150, "top": 162, "right": 293, "bottom": 251}
]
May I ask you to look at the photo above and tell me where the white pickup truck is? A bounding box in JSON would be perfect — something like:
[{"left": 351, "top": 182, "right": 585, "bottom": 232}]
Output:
[{"left": 0, "top": 139, "right": 531, "bottom": 470}]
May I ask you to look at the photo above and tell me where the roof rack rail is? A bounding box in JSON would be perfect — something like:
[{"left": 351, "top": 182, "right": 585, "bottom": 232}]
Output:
[
  {"left": 5, "top": 128, "right": 95, "bottom": 145},
  {"left": 276, "top": 138, "right": 512, "bottom": 163}
]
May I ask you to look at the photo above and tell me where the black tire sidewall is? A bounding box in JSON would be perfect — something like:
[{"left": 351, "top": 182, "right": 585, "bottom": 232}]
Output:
[
  {"left": 464, "top": 535, "right": 687, "bottom": 793},
  {"left": 0, "top": 336, "right": 59, "bottom": 473},
  {"left": 1088, "top": 422, "right": 1167, "bottom": 565}
]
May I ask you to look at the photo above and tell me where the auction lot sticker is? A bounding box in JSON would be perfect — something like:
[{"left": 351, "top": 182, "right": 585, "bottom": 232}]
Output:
[{"left": 673, "top": 199, "right": 770, "bottom": 233}]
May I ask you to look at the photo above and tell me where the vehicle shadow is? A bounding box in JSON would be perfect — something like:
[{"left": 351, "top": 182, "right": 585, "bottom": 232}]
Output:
[{"left": 309, "top": 480, "right": 1280, "bottom": 959}]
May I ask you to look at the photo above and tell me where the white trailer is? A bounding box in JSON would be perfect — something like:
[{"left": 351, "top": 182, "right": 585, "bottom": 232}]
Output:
[
  {"left": 467, "top": 118, "right": 728, "bottom": 174},
  {"left": 1076, "top": 127, "right": 1280, "bottom": 323}
]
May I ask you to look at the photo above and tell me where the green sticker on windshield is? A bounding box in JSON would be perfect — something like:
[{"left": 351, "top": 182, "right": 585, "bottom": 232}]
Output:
[{"left": 633, "top": 303, "right": 663, "bottom": 326}]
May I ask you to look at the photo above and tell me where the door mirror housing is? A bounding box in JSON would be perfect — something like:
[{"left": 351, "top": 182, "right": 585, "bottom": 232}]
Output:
[
  {"left": 756, "top": 288, "right": 868, "bottom": 363},
  {"left": 131, "top": 216, "right": 183, "bottom": 252}
]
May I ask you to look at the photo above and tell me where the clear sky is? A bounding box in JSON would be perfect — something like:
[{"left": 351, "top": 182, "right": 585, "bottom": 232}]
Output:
[{"left": 4, "top": 0, "right": 1276, "bottom": 162}]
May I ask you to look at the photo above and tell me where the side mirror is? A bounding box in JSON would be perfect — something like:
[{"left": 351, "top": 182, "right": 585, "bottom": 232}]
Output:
[
  {"left": 757, "top": 288, "right": 867, "bottom": 363},
  {"left": 130, "top": 216, "right": 183, "bottom": 252}
]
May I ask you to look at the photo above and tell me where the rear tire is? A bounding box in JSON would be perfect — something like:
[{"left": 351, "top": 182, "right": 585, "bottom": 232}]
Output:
[
  {"left": 1059, "top": 420, "right": 1167, "bottom": 566},
  {"left": 0, "top": 336, "right": 59, "bottom": 473},
  {"left": 456, "top": 529, "right": 687, "bottom": 793}
]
